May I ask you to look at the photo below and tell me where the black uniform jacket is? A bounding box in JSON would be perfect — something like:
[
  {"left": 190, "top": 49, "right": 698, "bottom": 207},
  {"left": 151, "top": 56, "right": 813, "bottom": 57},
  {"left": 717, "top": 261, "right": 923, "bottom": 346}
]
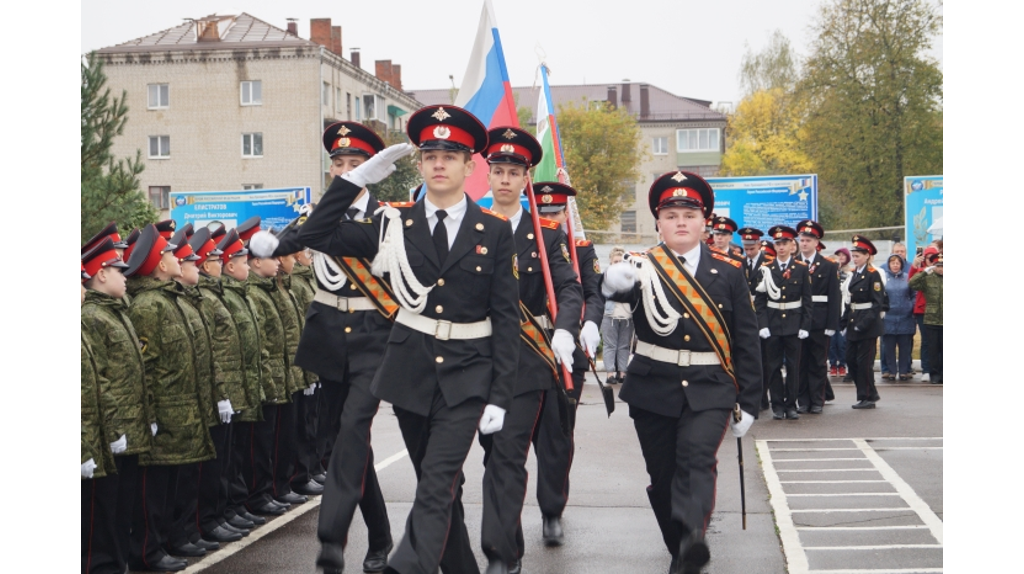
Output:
[
  {"left": 612, "top": 243, "right": 762, "bottom": 417},
  {"left": 801, "top": 253, "right": 842, "bottom": 332},
  {"left": 841, "top": 265, "right": 886, "bottom": 341},
  {"left": 745, "top": 251, "right": 771, "bottom": 294},
  {"left": 513, "top": 214, "right": 583, "bottom": 396},
  {"left": 298, "top": 176, "right": 520, "bottom": 415},
  {"left": 275, "top": 197, "right": 394, "bottom": 384},
  {"left": 753, "top": 258, "right": 813, "bottom": 336}
]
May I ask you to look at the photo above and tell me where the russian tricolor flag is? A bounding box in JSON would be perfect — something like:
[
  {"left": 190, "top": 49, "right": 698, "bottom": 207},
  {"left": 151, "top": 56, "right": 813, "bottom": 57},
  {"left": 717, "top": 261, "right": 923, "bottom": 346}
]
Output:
[{"left": 454, "top": 0, "right": 520, "bottom": 200}]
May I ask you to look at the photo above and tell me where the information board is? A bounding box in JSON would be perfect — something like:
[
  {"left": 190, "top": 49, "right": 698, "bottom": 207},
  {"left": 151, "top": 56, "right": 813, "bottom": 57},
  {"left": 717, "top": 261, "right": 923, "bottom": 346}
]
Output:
[
  {"left": 704, "top": 175, "right": 818, "bottom": 233},
  {"left": 904, "top": 175, "right": 943, "bottom": 256},
  {"left": 169, "top": 187, "right": 311, "bottom": 233}
]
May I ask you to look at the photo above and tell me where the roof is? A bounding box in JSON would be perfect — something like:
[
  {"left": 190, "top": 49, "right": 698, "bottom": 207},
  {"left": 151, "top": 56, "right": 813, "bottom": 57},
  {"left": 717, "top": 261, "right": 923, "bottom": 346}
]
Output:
[
  {"left": 96, "top": 13, "right": 316, "bottom": 54},
  {"left": 406, "top": 82, "right": 724, "bottom": 123}
]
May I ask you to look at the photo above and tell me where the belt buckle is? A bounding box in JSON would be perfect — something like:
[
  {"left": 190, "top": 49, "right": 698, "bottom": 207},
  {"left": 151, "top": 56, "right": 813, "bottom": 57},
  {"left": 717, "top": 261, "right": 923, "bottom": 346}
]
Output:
[
  {"left": 435, "top": 320, "right": 453, "bottom": 341},
  {"left": 336, "top": 297, "right": 349, "bottom": 312},
  {"left": 676, "top": 349, "right": 691, "bottom": 367}
]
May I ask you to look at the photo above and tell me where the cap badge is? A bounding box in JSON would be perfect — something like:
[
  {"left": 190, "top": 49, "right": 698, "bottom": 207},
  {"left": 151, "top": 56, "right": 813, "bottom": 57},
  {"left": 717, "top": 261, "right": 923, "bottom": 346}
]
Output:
[
  {"left": 502, "top": 129, "right": 517, "bottom": 140},
  {"left": 540, "top": 186, "right": 554, "bottom": 193},
  {"left": 672, "top": 189, "right": 686, "bottom": 197},
  {"left": 337, "top": 125, "right": 351, "bottom": 136},
  {"left": 169, "top": 221, "right": 176, "bottom": 230},
  {"left": 431, "top": 107, "right": 452, "bottom": 122},
  {"left": 337, "top": 137, "right": 351, "bottom": 148},
  {"left": 671, "top": 172, "right": 687, "bottom": 183},
  {"left": 541, "top": 194, "right": 553, "bottom": 204},
  {"left": 500, "top": 144, "right": 516, "bottom": 154},
  {"left": 433, "top": 126, "right": 451, "bottom": 139}
]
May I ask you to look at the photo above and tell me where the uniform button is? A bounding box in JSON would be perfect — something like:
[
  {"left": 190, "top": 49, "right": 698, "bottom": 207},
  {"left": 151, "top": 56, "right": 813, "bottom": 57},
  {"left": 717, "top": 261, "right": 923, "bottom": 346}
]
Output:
[
  {"left": 527, "top": 267, "right": 533, "bottom": 272},
  {"left": 406, "top": 219, "right": 413, "bottom": 227},
  {"left": 682, "top": 380, "right": 689, "bottom": 387},
  {"left": 435, "top": 305, "right": 444, "bottom": 313},
  {"left": 782, "top": 313, "right": 787, "bottom": 318},
  {"left": 480, "top": 247, "right": 488, "bottom": 255},
  {"left": 684, "top": 335, "right": 691, "bottom": 342},
  {"left": 349, "top": 308, "right": 355, "bottom": 314},
  {"left": 350, "top": 283, "right": 358, "bottom": 290},
  {"left": 782, "top": 286, "right": 786, "bottom": 290},
  {"left": 436, "top": 356, "right": 444, "bottom": 364},
  {"left": 475, "top": 223, "right": 484, "bottom": 231},
  {"left": 527, "top": 233, "right": 534, "bottom": 240},
  {"left": 718, "top": 303, "right": 723, "bottom": 308},
  {"left": 683, "top": 312, "right": 689, "bottom": 319},
  {"left": 476, "top": 266, "right": 482, "bottom": 272},
  {"left": 437, "top": 278, "right": 445, "bottom": 286},
  {"left": 344, "top": 326, "right": 352, "bottom": 333}
]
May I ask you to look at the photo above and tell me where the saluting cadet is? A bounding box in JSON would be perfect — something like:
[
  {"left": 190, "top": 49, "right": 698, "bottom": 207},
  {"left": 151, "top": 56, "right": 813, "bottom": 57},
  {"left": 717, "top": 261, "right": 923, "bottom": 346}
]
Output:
[
  {"left": 472, "top": 128, "right": 583, "bottom": 574},
  {"left": 842, "top": 236, "right": 886, "bottom": 409},
  {"left": 602, "top": 171, "right": 761, "bottom": 574},
  {"left": 754, "top": 226, "right": 812, "bottom": 420},
  {"left": 251, "top": 122, "right": 397, "bottom": 574},
  {"left": 794, "top": 220, "right": 841, "bottom": 414},
  {"left": 298, "top": 104, "right": 520, "bottom": 574},
  {"left": 526, "top": 183, "right": 604, "bottom": 551}
]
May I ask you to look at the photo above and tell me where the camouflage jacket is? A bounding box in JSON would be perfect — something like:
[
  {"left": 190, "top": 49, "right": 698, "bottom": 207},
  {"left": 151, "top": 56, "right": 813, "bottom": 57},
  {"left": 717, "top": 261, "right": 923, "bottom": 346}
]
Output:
[
  {"left": 127, "top": 276, "right": 215, "bottom": 465},
  {"left": 219, "top": 275, "right": 265, "bottom": 421},
  {"left": 197, "top": 274, "right": 259, "bottom": 419},
  {"left": 179, "top": 284, "right": 219, "bottom": 428},
  {"left": 81, "top": 290, "right": 152, "bottom": 457},
  {"left": 271, "top": 273, "right": 304, "bottom": 395},
  {"left": 288, "top": 265, "right": 318, "bottom": 386},
  {"left": 246, "top": 274, "right": 290, "bottom": 405},
  {"left": 82, "top": 327, "right": 116, "bottom": 478}
]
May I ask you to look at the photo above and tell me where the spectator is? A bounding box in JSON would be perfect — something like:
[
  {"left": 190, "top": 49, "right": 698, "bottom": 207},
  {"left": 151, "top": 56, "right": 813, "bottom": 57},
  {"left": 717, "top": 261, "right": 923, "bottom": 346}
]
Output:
[
  {"left": 892, "top": 241, "right": 907, "bottom": 260},
  {"left": 829, "top": 248, "right": 852, "bottom": 378},
  {"left": 909, "top": 246, "right": 939, "bottom": 381},
  {"left": 601, "top": 246, "right": 633, "bottom": 384},
  {"left": 909, "top": 252, "right": 943, "bottom": 384},
  {"left": 881, "top": 254, "right": 916, "bottom": 381}
]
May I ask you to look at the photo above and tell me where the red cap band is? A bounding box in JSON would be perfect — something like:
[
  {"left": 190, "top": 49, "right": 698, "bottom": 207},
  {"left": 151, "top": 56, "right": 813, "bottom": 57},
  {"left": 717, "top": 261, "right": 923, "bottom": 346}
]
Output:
[{"left": 418, "top": 124, "right": 476, "bottom": 151}]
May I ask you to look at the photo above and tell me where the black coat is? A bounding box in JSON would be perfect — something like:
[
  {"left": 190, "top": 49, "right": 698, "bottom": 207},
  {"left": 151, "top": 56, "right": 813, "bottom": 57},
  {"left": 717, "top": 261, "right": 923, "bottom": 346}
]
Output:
[
  {"left": 745, "top": 251, "right": 771, "bottom": 294},
  {"left": 298, "top": 176, "right": 520, "bottom": 415},
  {"left": 754, "top": 257, "right": 813, "bottom": 336},
  {"left": 842, "top": 265, "right": 886, "bottom": 341},
  {"left": 801, "top": 253, "right": 842, "bottom": 332}
]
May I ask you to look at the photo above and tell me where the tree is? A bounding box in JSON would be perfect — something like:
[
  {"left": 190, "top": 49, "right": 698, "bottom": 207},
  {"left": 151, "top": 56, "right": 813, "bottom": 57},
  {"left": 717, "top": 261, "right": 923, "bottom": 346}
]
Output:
[
  {"left": 81, "top": 52, "right": 157, "bottom": 244},
  {"left": 367, "top": 129, "right": 423, "bottom": 203},
  {"left": 799, "top": 0, "right": 943, "bottom": 229},
  {"left": 554, "top": 100, "right": 644, "bottom": 231},
  {"left": 739, "top": 29, "right": 800, "bottom": 96}
]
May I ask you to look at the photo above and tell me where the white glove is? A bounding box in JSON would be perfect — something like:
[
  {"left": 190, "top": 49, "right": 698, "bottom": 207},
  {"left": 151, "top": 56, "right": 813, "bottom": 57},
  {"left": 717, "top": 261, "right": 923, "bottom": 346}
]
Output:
[
  {"left": 841, "top": 329, "right": 847, "bottom": 337},
  {"left": 478, "top": 404, "right": 506, "bottom": 435},
  {"left": 82, "top": 458, "right": 97, "bottom": 479},
  {"left": 731, "top": 410, "right": 755, "bottom": 438},
  {"left": 759, "top": 328, "right": 771, "bottom": 339},
  {"left": 601, "top": 261, "right": 637, "bottom": 297},
  {"left": 217, "top": 399, "right": 233, "bottom": 424},
  {"left": 551, "top": 329, "right": 575, "bottom": 372},
  {"left": 580, "top": 321, "right": 601, "bottom": 358},
  {"left": 249, "top": 230, "right": 280, "bottom": 259},
  {"left": 342, "top": 143, "right": 417, "bottom": 188},
  {"left": 303, "top": 381, "right": 317, "bottom": 396},
  {"left": 151, "top": 423, "right": 158, "bottom": 437},
  {"left": 824, "top": 329, "right": 835, "bottom": 337},
  {"left": 798, "top": 330, "right": 809, "bottom": 340},
  {"left": 110, "top": 434, "right": 127, "bottom": 454}
]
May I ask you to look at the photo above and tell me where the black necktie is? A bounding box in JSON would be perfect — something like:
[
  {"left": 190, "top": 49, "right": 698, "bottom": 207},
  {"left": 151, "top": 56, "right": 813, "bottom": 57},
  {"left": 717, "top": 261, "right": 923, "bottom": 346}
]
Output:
[
  {"left": 780, "top": 262, "right": 787, "bottom": 271},
  {"left": 433, "top": 210, "right": 449, "bottom": 264},
  {"left": 345, "top": 207, "right": 360, "bottom": 221}
]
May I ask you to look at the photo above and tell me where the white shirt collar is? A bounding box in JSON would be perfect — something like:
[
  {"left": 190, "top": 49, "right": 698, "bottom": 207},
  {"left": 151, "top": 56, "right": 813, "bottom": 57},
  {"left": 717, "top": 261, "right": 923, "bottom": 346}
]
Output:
[
  {"left": 802, "top": 252, "right": 816, "bottom": 264},
  {"left": 424, "top": 194, "right": 467, "bottom": 224},
  {"left": 777, "top": 255, "right": 791, "bottom": 267},
  {"left": 350, "top": 192, "right": 371, "bottom": 219},
  {"left": 508, "top": 206, "right": 524, "bottom": 232},
  {"left": 856, "top": 264, "right": 867, "bottom": 274},
  {"left": 670, "top": 243, "right": 702, "bottom": 275}
]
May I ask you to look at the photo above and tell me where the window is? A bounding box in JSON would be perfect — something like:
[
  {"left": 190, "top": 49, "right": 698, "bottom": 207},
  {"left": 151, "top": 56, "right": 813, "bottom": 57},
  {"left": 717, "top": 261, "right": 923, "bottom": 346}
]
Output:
[
  {"left": 346, "top": 93, "right": 352, "bottom": 120},
  {"left": 362, "top": 94, "right": 385, "bottom": 122},
  {"left": 620, "top": 211, "right": 637, "bottom": 234},
  {"left": 147, "top": 84, "right": 169, "bottom": 109},
  {"left": 240, "top": 80, "right": 262, "bottom": 105},
  {"left": 676, "top": 128, "right": 720, "bottom": 152},
  {"left": 354, "top": 97, "right": 361, "bottom": 120},
  {"left": 335, "top": 87, "right": 342, "bottom": 112},
  {"left": 652, "top": 137, "right": 668, "bottom": 155},
  {"left": 323, "top": 82, "right": 330, "bottom": 107},
  {"left": 148, "top": 135, "right": 170, "bottom": 158},
  {"left": 242, "top": 183, "right": 264, "bottom": 190},
  {"left": 148, "top": 186, "right": 170, "bottom": 209},
  {"left": 242, "top": 133, "right": 263, "bottom": 158}
]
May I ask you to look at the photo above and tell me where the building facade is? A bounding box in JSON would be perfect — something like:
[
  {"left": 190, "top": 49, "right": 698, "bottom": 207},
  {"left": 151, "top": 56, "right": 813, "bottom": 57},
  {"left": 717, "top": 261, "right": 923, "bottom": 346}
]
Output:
[{"left": 97, "top": 13, "right": 422, "bottom": 217}]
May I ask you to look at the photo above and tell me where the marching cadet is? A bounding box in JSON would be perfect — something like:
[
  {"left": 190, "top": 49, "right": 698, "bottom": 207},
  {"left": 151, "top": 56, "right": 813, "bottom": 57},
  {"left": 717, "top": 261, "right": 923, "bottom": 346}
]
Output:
[
  {"left": 214, "top": 229, "right": 270, "bottom": 534},
  {"left": 754, "top": 226, "right": 812, "bottom": 420},
  {"left": 755, "top": 239, "right": 777, "bottom": 411},
  {"left": 297, "top": 105, "right": 520, "bottom": 574},
  {"left": 737, "top": 227, "right": 765, "bottom": 294},
  {"left": 471, "top": 128, "right": 583, "bottom": 574},
  {"left": 842, "top": 236, "right": 886, "bottom": 409},
  {"left": 709, "top": 216, "right": 745, "bottom": 261},
  {"left": 250, "top": 122, "right": 396, "bottom": 574},
  {"left": 794, "top": 220, "right": 841, "bottom": 414},
  {"left": 82, "top": 240, "right": 146, "bottom": 574},
  {"left": 125, "top": 225, "right": 215, "bottom": 572},
  {"left": 526, "top": 183, "right": 604, "bottom": 550},
  {"left": 601, "top": 171, "right": 761, "bottom": 574}
]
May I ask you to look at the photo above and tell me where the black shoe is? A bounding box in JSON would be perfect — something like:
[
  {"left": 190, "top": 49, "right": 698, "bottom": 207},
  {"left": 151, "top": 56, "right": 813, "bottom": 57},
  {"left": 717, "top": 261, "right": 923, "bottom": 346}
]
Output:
[
  {"left": 842, "top": 375, "right": 853, "bottom": 382},
  {"left": 250, "top": 501, "right": 288, "bottom": 516},
  {"left": 485, "top": 558, "right": 509, "bottom": 574},
  {"left": 312, "top": 472, "right": 327, "bottom": 485},
  {"left": 786, "top": 408, "right": 800, "bottom": 420},
  {"left": 931, "top": 377, "right": 942, "bottom": 385},
  {"left": 239, "top": 510, "right": 267, "bottom": 525},
  {"left": 316, "top": 542, "right": 345, "bottom": 574},
  {"left": 294, "top": 480, "right": 325, "bottom": 496},
  {"left": 167, "top": 542, "right": 206, "bottom": 558},
  {"left": 275, "top": 492, "right": 308, "bottom": 505},
  {"left": 204, "top": 524, "right": 243, "bottom": 543},
  {"left": 227, "top": 514, "right": 256, "bottom": 530},
  {"left": 221, "top": 521, "right": 250, "bottom": 536},
  {"left": 870, "top": 394, "right": 881, "bottom": 402},
  {"left": 508, "top": 558, "right": 522, "bottom": 574},
  {"left": 363, "top": 542, "right": 393, "bottom": 572},
  {"left": 772, "top": 409, "right": 785, "bottom": 420},
  {"left": 193, "top": 538, "right": 220, "bottom": 551},
  {"left": 852, "top": 400, "right": 876, "bottom": 409},
  {"left": 796, "top": 405, "right": 809, "bottom": 414},
  {"left": 809, "top": 405, "right": 823, "bottom": 415},
  {"left": 542, "top": 515, "right": 564, "bottom": 546},
  {"left": 130, "top": 554, "right": 187, "bottom": 572},
  {"left": 673, "top": 532, "right": 710, "bottom": 574}
]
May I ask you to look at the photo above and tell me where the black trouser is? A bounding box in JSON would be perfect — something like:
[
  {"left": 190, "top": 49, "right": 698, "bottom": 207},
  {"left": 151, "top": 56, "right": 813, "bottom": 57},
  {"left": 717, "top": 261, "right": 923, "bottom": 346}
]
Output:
[
  {"left": 196, "top": 422, "right": 233, "bottom": 536},
  {"left": 244, "top": 404, "right": 280, "bottom": 509},
  {"left": 272, "top": 395, "right": 300, "bottom": 499},
  {"left": 227, "top": 422, "right": 253, "bottom": 517},
  {"left": 630, "top": 404, "right": 730, "bottom": 557},
  {"left": 531, "top": 363, "right": 585, "bottom": 527},
  {"left": 766, "top": 334, "right": 802, "bottom": 410},
  {"left": 292, "top": 387, "right": 320, "bottom": 487},
  {"left": 130, "top": 464, "right": 179, "bottom": 567},
  {"left": 798, "top": 331, "right": 830, "bottom": 409},
  {"left": 923, "top": 325, "right": 943, "bottom": 383},
  {"left": 317, "top": 377, "right": 347, "bottom": 473},
  {"left": 759, "top": 339, "right": 771, "bottom": 409},
  {"left": 168, "top": 462, "right": 201, "bottom": 549},
  {"left": 479, "top": 390, "right": 545, "bottom": 563},
  {"left": 82, "top": 472, "right": 120, "bottom": 574},
  {"left": 316, "top": 381, "right": 392, "bottom": 564},
  {"left": 847, "top": 336, "right": 880, "bottom": 402},
  {"left": 113, "top": 455, "right": 138, "bottom": 570},
  {"left": 389, "top": 393, "right": 484, "bottom": 574}
]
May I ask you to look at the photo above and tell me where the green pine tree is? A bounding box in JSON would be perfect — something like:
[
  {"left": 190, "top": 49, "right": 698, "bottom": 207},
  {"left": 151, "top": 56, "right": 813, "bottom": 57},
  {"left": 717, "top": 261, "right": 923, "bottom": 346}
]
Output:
[{"left": 81, "top": 52, "right": 157, "bottom": 244}]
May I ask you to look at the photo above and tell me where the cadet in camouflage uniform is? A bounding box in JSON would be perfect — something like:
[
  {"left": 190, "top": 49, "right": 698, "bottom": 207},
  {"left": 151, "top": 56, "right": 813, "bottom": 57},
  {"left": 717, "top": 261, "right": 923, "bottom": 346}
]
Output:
[{"left": 125, "top": 224, "right": 215, "bottom": 573}]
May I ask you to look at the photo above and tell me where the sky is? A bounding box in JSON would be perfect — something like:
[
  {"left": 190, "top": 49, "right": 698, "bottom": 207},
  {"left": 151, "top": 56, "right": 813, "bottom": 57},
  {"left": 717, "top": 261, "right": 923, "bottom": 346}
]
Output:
[{"left": 81, "top": 0, "right": 942, "bottom": 107}]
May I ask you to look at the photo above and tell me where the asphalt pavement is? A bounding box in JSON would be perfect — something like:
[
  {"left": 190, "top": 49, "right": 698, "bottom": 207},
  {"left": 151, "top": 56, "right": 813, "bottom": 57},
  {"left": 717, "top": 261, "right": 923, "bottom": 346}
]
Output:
[{"left": 181, "top": 373, "right": 942, "bottom": 574}]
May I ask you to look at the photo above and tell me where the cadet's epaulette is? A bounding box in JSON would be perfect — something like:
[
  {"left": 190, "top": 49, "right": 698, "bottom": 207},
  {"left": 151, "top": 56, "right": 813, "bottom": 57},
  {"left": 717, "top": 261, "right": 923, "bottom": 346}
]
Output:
[
  {"left": 794, "top": 259, "right": 808, "bottom": 266},
  {"left": 762, "top": 257, "right": 775, "bottom": 264},
  {"left": 480, "top": 207, "right": 508, "bottom": 221},
  {"left": 382, "top": 201, "right": 414, "bottom": 208},
  {"left": 867, "top": 265, "right": 876, "bottom": 273},
  {"left": 575, "top": 239, "right": 593, "bottom": 247},
  {"left": 538, "top": 217, "right": 559, "bottom": 230},
  {"left": 710, "top": 251, "right": 742, "bottom": 268}
]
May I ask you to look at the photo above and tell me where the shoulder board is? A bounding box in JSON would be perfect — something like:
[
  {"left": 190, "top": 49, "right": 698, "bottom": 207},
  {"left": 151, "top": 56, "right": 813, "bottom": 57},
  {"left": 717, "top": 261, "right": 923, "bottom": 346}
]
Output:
[
  {"left": 710, "top": 251, "right": 742, "bottom": 268},
  {"left": 867, "top": 266, "right": 876, "bottom": 273},
  {"left": 382, "top": 201, "right": 414, "bottom": 208},
  {"left": 538, "top": 217, "right": 559, "bottom": 230},
  {"left": 575, "top": 239, "right": 593, "bottom": 247},
  {"left": 794, "top": 259, "right": 808, "bottom": 266},
  {"left": 480, "top": 207, "right": 508, "bottom": 221},
  {"left": 762, "top": 256, "right": 775, "bottom": 264}
]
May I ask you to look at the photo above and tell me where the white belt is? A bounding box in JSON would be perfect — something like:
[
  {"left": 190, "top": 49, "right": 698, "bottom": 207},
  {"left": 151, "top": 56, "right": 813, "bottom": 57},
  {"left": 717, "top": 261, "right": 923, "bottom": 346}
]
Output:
[
  {"left": 635, "top": 341, "right": 720, "bottom": 367},
  {"left": 768, "top": 300, "right": 803, "bottom": 310},
  {"left": 850, "top": 302, "right": 873, "bottom": 310},
  {"left": 314, "top": 290, "right": 376, "bottom": 312},
  {"left": 812, "top": 295, "right": 828, "bottom": 303},
  {"left": 395, "top": 308, "right": 492, "bottom": 341},
  {"left": 534, "top": 315, "right": 553, "bottom": 331}
]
